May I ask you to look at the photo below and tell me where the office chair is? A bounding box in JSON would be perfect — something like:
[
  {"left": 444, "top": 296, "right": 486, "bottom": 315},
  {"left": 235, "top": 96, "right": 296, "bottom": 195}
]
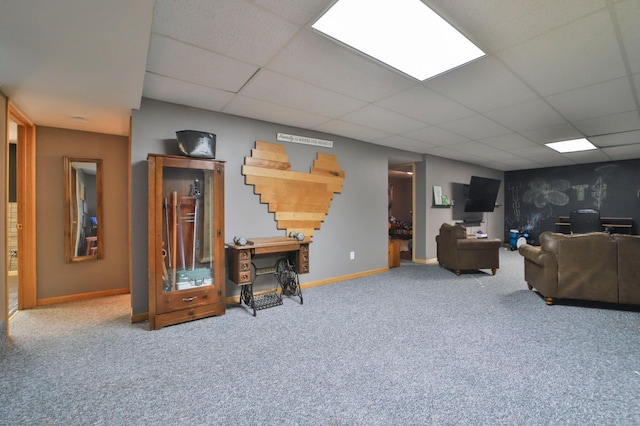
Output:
[{"left": 570, "top": 209, "right": 602, "bottom": 233}]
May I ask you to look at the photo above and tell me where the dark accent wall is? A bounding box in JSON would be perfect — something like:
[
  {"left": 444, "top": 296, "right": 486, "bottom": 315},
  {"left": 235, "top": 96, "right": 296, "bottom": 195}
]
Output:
[{"left": 505, "top": 159, "right": 640, "bottom": 243}]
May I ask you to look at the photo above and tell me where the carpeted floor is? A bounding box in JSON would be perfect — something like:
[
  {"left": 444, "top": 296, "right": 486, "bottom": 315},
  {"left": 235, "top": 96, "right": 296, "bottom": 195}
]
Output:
[{"left": 2, "top": 249, "right": 639, "bottom": 425}]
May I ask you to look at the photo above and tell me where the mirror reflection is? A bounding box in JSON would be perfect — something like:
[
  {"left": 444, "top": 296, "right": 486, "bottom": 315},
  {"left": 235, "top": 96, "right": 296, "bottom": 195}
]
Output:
[{"left": 64, "top": 157, "right": 103, "bottom": 262}]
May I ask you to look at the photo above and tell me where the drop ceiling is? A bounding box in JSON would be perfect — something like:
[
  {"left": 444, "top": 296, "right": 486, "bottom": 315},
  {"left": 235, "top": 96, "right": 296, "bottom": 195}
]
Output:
[{"left": 1, "top": 0, "right": 639, "bottom": 171}]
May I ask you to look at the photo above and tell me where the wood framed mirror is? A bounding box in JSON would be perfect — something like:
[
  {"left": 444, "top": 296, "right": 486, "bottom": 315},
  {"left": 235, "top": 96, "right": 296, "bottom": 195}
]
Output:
[{"left": 63, "top": 157, "right": 103, "bottom": 262}]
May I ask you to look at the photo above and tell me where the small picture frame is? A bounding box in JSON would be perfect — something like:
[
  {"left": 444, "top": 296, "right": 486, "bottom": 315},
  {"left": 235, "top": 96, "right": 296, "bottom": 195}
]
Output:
[{"left": 433, "top": 185, "right": 443, "bottom": 205}]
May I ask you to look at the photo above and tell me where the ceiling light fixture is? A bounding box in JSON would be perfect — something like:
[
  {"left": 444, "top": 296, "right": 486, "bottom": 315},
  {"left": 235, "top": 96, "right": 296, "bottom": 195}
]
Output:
[
  {"left": 545, "top": 138, "right": 597, "bottom": 153},
  {"left": 311, "top": 0, "right": 485, "bottom": 81}
]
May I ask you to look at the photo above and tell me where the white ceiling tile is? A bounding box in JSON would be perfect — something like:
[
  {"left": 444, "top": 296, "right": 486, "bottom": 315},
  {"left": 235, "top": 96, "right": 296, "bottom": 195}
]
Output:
[
  {"left": 143, "top": 73, "right": 235, "bottom": 112},
  {"left": 152, "top": 0, "right": 298, "bottom": 65},
  {"left": 469, "top": 159, "right": 513, "bottom": 171},
  {"left": 430, "top": 0, "right": 606, "bottom": 52},
  {"left": 427, "top": 149, "right": 478, "bottom": 164},
  {"left": 374, "top": 85, "right": 475, "bottom": 125},
  {"left": 479, "top": 133, "right": 539, "bottom": 150},
  {"left": 477, "top": 150, "right": 533, "bottom": 164},
  {"left": 485, "top": 98, "right": 567, "bottom": 132},
  {"left": 601, "top": 143, "right": 640, "bottom": 160},
  {"left": 266, "top": 30, "right": 416, "bottom": 102},
  {"left": 403, "top": 126, "right": 470, "bottom": 146},
  {"left": 341, "top": 105, "right": 428, "bottom": 134},
  {"left": 425, "top": 56, "right": 538, "bottom": 112},
  {"left": 569, "top": 110, "right": 640, "bottom": 136},
  {"left": 499, "top": 158, "right": 546, "bottom": 170},
  {"left": 146, "top": 34, "right": 259, "bottom": 92},
  {"left": 545, "top": 77, "right": 636, "bottom": 122},
  {"left": 449, "top": 141, "right": 502, "bottom": 156},
  {"left": 498, "top": 10, "right": 627, "bottom": 96},
  {"left": 615, "top": 0, "right": 640, "bottom": 74},
  {"left": 423, "top": 146, "right": 467, "bottom": 158},
  {"left": 250, "top": 0, "right": 327, "bottom": 26},
  {"left": 590, "top": 130, "right": 640, "bottom": 148},
  {"left": 509, "top": 145, "right": 578, "bottom": 167},
  {"left": 375, "top": 135, "right": 436, "bottom": 153},
  {"left": 519, "top": 123, "right": 584, "bottom": 144},
  {"left": 564, "top": 149, "right": 612, "bottom": 164},
  {"left": 240, "top": 70, "right": 366, "bottom": 118},
  {"left": 312, "top": 120, "right": 390, "bottom": 142},
  {"left": 439, "top": 114, "right": 512, "bottom": 140},
  {"left": 223, "top": 94, "right": 329, "bottom": 128}
]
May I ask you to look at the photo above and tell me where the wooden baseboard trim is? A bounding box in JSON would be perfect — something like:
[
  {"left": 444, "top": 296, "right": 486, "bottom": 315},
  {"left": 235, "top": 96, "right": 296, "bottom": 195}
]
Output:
[
  {"left": 36, "top": 288, "right": 130, "bottom": 306},
  {"left": 302, "top": 267, "right": 388, "bottom": 289},
  {"left": 411, "top": 257, "right": 438, "bottom": 265}
]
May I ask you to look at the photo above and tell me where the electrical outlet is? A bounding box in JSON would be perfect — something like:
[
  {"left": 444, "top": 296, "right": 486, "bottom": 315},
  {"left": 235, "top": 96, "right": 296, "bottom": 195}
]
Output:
[{"left": 350, "top": 251, "right": 355, "bottom": 260}]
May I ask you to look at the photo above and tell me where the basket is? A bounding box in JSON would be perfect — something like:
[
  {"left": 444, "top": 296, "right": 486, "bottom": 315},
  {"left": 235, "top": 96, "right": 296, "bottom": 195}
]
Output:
[{"left": 176, "top": 130, "right": 216, "bottom": 158}]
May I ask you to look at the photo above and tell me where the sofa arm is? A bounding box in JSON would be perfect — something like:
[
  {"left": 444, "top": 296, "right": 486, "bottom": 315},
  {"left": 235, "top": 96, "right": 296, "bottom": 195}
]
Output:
[
  {"left": 518, "top": 243, "right": 558, "bottom": 300},
  {"left": 518, "top": 244, "right": 549, "bottom": 266}
]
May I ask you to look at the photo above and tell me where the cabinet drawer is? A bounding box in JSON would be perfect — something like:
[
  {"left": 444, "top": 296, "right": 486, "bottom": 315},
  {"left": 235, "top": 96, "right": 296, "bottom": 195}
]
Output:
[
  {"left": 157, "top": 286, "right": 219, "bottom": 314},
  {"left": 238, "top": 259, "right": 251, "bottom": 273},
  {"left": 298, "top": 243, "right": 309, "bottom": 274},
  {"left": 236, "top": 270, "right": 251, "bottom": 284}
]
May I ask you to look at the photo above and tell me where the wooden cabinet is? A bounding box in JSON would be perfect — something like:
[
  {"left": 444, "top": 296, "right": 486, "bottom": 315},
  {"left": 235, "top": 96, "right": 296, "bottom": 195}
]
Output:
[{"left": 147, "top": 154, "right": 225, "bottom": 330}]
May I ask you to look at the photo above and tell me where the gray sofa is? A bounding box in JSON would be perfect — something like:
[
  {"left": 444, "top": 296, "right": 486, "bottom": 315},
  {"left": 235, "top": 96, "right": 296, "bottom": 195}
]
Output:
[{"left": 518, "top": 231, "right": 640, "bottom": 306}]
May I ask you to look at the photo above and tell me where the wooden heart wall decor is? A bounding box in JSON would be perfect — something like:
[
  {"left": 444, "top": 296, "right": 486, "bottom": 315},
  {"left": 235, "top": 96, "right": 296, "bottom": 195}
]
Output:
[{"left": 242, "top": 141, "right": 345, "bottom": 241}]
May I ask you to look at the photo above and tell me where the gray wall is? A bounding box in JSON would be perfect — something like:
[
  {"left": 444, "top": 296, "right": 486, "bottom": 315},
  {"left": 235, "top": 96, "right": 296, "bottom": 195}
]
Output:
[
  {"left": 414, "top": 155, "right": 505, "bottom": 260},
  {"left": 130, "top": 98, "right": 424, "bottom": 315}
]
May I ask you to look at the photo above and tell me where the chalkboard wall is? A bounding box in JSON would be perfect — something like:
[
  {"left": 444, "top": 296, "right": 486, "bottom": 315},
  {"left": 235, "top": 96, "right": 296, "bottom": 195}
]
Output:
[{"left": 504, "top": 159, "right": 640, "bottom": 243}]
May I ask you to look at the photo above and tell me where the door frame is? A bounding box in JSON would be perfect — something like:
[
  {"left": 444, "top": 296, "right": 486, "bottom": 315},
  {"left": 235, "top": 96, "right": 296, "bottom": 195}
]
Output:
[{"left": 7, "top": 103, "right": 37, "bottom": 321}]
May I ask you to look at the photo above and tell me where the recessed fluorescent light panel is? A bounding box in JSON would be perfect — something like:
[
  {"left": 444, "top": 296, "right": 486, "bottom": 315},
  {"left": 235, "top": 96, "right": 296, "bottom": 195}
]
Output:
[
  {"left": 545, "top": 138, "right": 597, "bottom": 153},
  {"left": 311, "top": 0, "right": 485, "bottom": 81}
]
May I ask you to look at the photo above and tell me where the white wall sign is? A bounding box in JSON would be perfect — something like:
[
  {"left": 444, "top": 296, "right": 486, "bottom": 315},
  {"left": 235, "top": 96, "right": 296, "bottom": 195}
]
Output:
[{"left": 277, "top": 133, "right": 333, "bottom": 148}]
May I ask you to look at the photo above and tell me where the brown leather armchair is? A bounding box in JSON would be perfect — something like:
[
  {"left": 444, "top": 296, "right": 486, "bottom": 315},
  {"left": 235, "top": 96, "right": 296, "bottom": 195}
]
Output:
[{"left": 436, "top": 223, "right": 502, "bottom": 275}]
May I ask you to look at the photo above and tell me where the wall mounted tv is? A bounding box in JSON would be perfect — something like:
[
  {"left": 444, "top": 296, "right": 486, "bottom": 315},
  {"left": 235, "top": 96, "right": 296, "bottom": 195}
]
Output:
[{"left": 464, "top": 176, "right": 501, "bottom": 212}]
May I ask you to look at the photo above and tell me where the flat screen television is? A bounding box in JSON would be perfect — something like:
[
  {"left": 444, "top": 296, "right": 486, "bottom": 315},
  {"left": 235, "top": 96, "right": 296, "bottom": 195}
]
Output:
[{"left": 464, "top": 176, "right": 501, "bottom": 212}]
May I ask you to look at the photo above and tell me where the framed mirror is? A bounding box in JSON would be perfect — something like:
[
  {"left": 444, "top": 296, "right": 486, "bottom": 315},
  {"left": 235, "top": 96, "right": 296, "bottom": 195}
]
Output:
[{"left": 64, "top": 157, "right": 103, "bottom": 262}]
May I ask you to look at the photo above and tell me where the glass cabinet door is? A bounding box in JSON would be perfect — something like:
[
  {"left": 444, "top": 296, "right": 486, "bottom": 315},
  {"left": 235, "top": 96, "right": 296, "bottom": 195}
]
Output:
[{"left": 161, "top": 166, "right": 215, "bottom": 293}]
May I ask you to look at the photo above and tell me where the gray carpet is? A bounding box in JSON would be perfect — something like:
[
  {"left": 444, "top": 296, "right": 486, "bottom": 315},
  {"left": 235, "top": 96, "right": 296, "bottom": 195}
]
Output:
[{"left": 2, "top": 249, "right": 639, "bottom": 425}]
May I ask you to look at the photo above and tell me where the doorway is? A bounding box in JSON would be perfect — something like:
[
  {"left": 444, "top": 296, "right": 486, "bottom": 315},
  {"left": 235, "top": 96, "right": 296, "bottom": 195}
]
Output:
[
  {"left": 6, "top": 103, "right": 37, "bottom": 331},
  {"left": 388, "top": 163, "right": 415, "bottom": 263},
  {"left": 8, "top": 120, "right": 18, "bottom": 316}
]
